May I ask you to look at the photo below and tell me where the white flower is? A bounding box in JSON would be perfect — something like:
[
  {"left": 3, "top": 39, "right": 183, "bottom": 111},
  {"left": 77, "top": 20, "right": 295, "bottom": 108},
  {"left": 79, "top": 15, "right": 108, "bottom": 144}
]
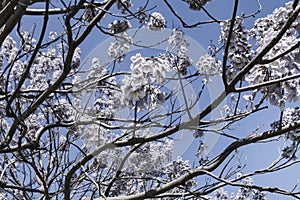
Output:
[
  {"left": 184, "top": 0, "right": 212, "bottom": 10},
  {"left": 107, "top": 34, "right": 131, "bottom": 62},
  {"left": 220, "top": 17, "right": 253, "bottom": 69},
  {"left": 49, "top": 31, "right": 57, "bottom": 40},
  {"left": 21, "top": 31, "right": 36, "bottom": 52},
  {"left": 148, "top": 12, "right": 166, "bottom": 31},
  {"left": 108, "top": 20, "right": 131, "bottom": 34},
  {"left": 168, "top": 29, "right": 184, "bottom": 45},
  {"left": 196, "top": 54, "right": 221, "bottom": 83}
]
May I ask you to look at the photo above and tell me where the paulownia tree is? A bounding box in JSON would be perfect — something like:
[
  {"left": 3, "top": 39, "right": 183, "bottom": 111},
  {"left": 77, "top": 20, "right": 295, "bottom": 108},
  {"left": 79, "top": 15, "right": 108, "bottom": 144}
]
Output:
[{"left": 0, "top": 0, "right": 300, "bottom": 199}]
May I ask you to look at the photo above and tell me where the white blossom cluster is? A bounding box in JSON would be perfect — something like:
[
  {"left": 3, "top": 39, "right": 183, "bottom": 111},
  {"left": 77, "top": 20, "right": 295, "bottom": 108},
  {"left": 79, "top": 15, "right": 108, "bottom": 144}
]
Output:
[
  {"left": 20, "top": 31, "right": 36, "bottom": 52},
  {"left": 0, "top": 118, "right": 9, "bottom": 142},
  {"left": 108, "top": 20, "right": 131, "bottom": 34},
  {"left": 160, "top": 52, "right": 192, "bottom": 75},
  {"left": 165, "top": 157, "right": 196, "bottom": 191},
  {"left": 0, "top": 32, "right": 79, "bottom": 89},
  {"left": 107, "top": 33, "right": 131, "bottom": 62},
  {"left": 127, "top": 138, "right": 174, "bottom": 175},
  {"left": 220, "top": 17, "right": 253, "bottom": 70},
  {"left": 0, "top": 32, "right": 81, "bottom": 137},
  {"left": 251, "top": 1, "right": 300, "bottom": 48},
  {"left": 120, "top": 53, "right": 169, "bottom": 110},
  {"left": 81, "top": 124, "right": 116, "bottom": 151},
  {"left": 52, "top": 99, "right": 76, "bottom": 121},
  {"left": 245, "top": 1, "right": 300, "bottom": 107},
  {"left": 24, "top": 113, "right": 44, "bottom": 140},
  {"left": 271, "top": 107, "right": 300, "bottom": 158},
  {"left": 271, "top": 107, "right": 300, "bottom": 137},
  {"left": 168, "top": 29, "right": 185, "bottom": 46},
  {"left": 148, "top": 12, "right": 167, "bottom": 31},
  {"left": 84, "top": 57, "right": 119, "bottom": 120},
  {"left": 182, "top": 0, "right": 212, "bottom": 11},
  {"left": 165, "top": 29, "right": 193, "bottom": 75},
  {"left": 196, "top": 54, "right": 221, "bottom": 83},
  {"left": 0, "top": 35, "right": 18, "bottom": 64},
  {"left": 83, "top": 7, "right": 99, "bottom": 22}
]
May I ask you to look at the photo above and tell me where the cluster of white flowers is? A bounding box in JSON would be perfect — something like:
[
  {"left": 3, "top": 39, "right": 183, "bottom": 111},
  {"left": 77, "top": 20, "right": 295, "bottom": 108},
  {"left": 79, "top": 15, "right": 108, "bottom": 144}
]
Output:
[
  {"left": 29, "top": 47, "right": 63, "bottom": 89},
  {"left": 0, "top": 118, "right": 9, "bottom": 142},
  {"left": 84, "top": 58, "right": 119, "bottom": 120},
  {"left": 196, "top": 54, "right": 221, "bottom": 83},
  {"left": 120, "top": 53, "right": 170, "bottom": 110},
  {"left": 182, "top": 0, "right": 212, "bottom": 10},
  {"left": 87, "top": 57, "right": 105, "bottom": 80},
  {"left": 271, "top": 107, "right": 300, "bottom": 158},
  {"left": 168, "top": 29, "right": 184, "bottom": 46},
  {"left": 107, "top": 33, "right": 131, "bottom": 62},
  {"left": 271, "top": 107, "right": 300, "bottom": 135},
  {"left": 20, "top": 31, "right": 36, "bottom": 52},
  {"left": 166, "top": 29, "right": 193, "bottom": 75},
  {"left": 11, "top": 60, "right": 25, "bottom": 81},
  {"left": 148, "top": 12, "right": 166, "bottom": 31},
  {"left": 165, "top": 157, "right": 196, "bottom": 191},
  {"left": 24, "top": 113, "right": 44, "bottom": 140},
  {"left": 108, "top": 20, "right": 131, "bottom": 34},
  {"left": 251, "top": 1, "right": 300, "bottom": 48},
  {"left": 49, "top": 31, "right": 57, "bottom": 40},
  {"left": 0, "top": 35, "right": 18, "bottom": 64},
  {"left": 220, "top": 17, "right": 253, "bottom": 70},
  {"left": 83, "top": 7, "right": 99, "bottom": 22},
  {"left": 52, "top": 99, "right": 75, "bottom": 121},
  {"left": 81, "top": 124, "right": 111, "bottom": 150},
  {"left": 245, "top": 1, "right": 300, "bottom": 107},
  {"left": 127, "top": 138, "right": 174, "bottom": 175}
]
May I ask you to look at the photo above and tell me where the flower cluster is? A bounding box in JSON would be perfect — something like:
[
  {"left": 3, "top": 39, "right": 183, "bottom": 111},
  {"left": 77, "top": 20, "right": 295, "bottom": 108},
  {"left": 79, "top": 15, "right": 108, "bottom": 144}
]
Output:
[
  {"left": 271, "top": 107, "right": 300, "bottom": 158},
  {"left": 29, "top": 46, "right": 63, "bottom": 89},
  {"left": 165, "top": 157, "right": 196, "bottom": 190},
  {"left": 245, "top": 1, "right": 300, "bottom": 107},
  {"left": 168, "top": 29, "right": 184, "bottom": 46},
  {"left": 52, "top": 99, "right": 75, "bottom": 121},
  {"left": 82, "top": 7, "right": 98, "bottom": 22},
  {"left": 166, "top": 29, "right": 193, "bottom": 75},
  {"left": 196, "top": 54, "right": 221, "bottom": 83},
  {"left": 251, "top": 1, "right": 299, "bottom": 48},
  {"left": 107, "top": 33, "right": 131, "bottom": 62},
  {"left": 20, "top": 31, "right": 36, "bottom": 52},
  {"left": 108, "top": 20, "right": 131, "bottom": 34},
  {"left": 120, "top": 53, "right": 170, "bottom": 110},
  {"left": 157, "top": 52, "right": 192, "bottom": 76},
  {"left": 127, "top": 138, "right": 174, "bottom": 175},
  {"left": 148, "top": 12, "right": 166, "bottom": 31},
  {"left": 0, "top": 35, "right": 18, "bottom": 64},
  {"left": 84, "top": 57, "right": 118, "bottom": 120},
  {"left": 271, "top": 107, "right": 300, "bottom": 135},
  {"left": 220, "top": 17, "right": 253, "bottom": 70},
  {"left": 182, "top": 0, "right": 212, "bottom": 10}
]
